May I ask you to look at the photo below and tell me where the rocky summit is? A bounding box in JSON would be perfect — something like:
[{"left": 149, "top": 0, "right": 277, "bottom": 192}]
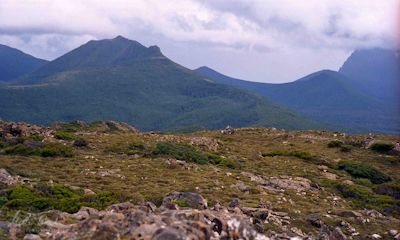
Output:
[{"left": 0, "top": 121, "right": 399, "bottom": 239}]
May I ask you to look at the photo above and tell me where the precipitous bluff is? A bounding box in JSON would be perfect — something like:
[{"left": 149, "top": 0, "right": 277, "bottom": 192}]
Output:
[{"left": 0, "top": 121, "right": 399, "bottom": 239}]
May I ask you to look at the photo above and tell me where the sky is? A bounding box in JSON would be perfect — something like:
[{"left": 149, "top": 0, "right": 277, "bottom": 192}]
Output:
[{"left": 0, "top": 0, "right": 398, "bottom": 83}]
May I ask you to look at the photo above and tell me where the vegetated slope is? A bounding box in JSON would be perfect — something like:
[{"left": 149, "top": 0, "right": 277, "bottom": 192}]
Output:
[
  {"left": 0, "top": 44, "right": 48, "bottom": 82},
  {"left": 0, "top": 122, "right": 399, "bottom": 239},
  {"left": 196, "top": 66, "right": 399, "bottom": 134},
  {"left": 0, "top": 36, "right": 323, "bottom": 132}
]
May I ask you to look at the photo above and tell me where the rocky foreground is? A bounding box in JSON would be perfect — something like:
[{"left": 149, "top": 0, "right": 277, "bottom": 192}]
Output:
[
  {"left": 2, "top": 188, "right": 396, "bottom": 240},
  {"left": 0, "top": 121, "right": 399, "bottom": 239}
]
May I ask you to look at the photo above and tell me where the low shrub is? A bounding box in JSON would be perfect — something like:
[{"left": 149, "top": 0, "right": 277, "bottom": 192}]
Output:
[
  {"left": 338, "top": 161, "right": 391, "bottom": 184},
  {"left": 40, "top": 143, "right": 73, "bottom": 157},
  {"left": 374, "top": 182, "right": 400, "bottom": 200},
  {"left": 334, "top": 183, "right": 399, "bottom": 215},
  {"left": 105, "top": 141, "right": 146, "bottom": 155},
  {"left": 327, "top": 140, "right": 343, "bottom": 148},
  {"left": 340, "top": 145, "right": 352, "bottom": 152},
  {"left": 54, "top": 131, "right": 77, "bottom": 141},
  {"left": 2, "top": 184, "right": 122, "bottom": 213},
  {"left": 370, "top": 142, "right": 394, "bottom": 154},
  {"left": 73, "top": 138, "right": 88, "bottom": 147},
  {"left": 3, "top": 143, "right": 73, "bottom": 157},
  {"left": 152, "top": 142, "right": 209, "bottom": 164}
]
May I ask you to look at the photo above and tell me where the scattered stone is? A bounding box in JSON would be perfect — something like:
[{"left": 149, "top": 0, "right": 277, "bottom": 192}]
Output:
[
  {"left": 330, "top": 227, "right": 347, "bottom": 240},
  {"left": 307, "top": 213, "right": 323, "bottom": 228},
  {"left": 72, "top": 207, "right": 99, "bottom": 220},
  {"left": 162, "top": 192, "right": 207, "bottom": 209},
  {"left": 230, "top": 181, "right": 250, "bottom": 193},
  {"left": 84, "top": 188, "right": 95, "bottom": 195},
  {"left": 0, "top": 169, "right": 23, "bottom": 185},
  {"left": 321, "top": 171, "right": 337, "bottom": 180},
  {"left": 389, "top": 230, "right": 399, "bottom": 237},
  {"left": 229, "top": 198, "right": 240, "bottom": 208},
  {"left": 221, "top": 125, "right": 235, "bottom": 135},
  {"left": 371, "top": 234, "right": 382, "bottom": 239},
  {"left": 265, "top": 176, "right": 315, "bottom": 192},
  {"left": 23, "top": 234, "right": 42, "bottom": 240}
]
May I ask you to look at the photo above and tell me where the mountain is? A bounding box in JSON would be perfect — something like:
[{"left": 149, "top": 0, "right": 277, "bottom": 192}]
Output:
[
  {"left": 0, "top": 36, "right": 323, "bottom": 132},
  {"left": 195, "top": 66, "right": 399, "bottom": 134},
  {"left": 339, "top": 48, "right": 399, "bottom": 104},
  {"left": 0, "top": 44, "right": 48, "bottom": 82}
]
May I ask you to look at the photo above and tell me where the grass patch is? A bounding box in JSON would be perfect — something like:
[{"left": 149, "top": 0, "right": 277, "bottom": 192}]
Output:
[
  {"left": 338, "top": 161, "right": 391, "bottom": 184},
  {"left": 262, "top": 150, "right": 332, "bottom": 167}
]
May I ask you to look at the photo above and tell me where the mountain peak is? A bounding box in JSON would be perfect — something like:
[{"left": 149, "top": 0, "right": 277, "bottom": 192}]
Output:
[
  {"left": 17, "top": 36, "right": 166, "bottom": 84},
  {"left": 113, "top": 35, "right": 129, "bottom": 41}
]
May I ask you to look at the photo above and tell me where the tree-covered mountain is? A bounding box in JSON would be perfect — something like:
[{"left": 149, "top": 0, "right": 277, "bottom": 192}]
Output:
[
  {"left": 0, "top": 36, "right": 324, "bottom": 132},
  {"left": 196, "top": 62, "right": 399, "bottom": 134},
  {"left": 0, "top": 44, "right": 48, "bottom": 82}
]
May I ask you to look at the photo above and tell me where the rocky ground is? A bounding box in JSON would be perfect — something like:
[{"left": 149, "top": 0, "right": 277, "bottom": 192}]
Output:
[{"left": 0, "top": 121, "right": 399, "bottom": 239}]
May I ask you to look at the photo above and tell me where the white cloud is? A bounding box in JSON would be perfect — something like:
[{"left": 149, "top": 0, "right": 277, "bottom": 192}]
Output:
[{"left": 0, "top": 0, "right": 397, "bottom": 82}]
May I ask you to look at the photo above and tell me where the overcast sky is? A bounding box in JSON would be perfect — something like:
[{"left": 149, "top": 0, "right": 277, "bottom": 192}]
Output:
[{"left": 0, "top": 0, "right": 398, "bottom": 83}]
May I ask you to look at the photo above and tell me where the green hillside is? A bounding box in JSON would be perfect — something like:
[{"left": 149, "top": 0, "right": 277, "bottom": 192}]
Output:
[
  {"left": 196, "top": 67, "right": 399, "bottom": 134},
  {"left": 0, "top": 37, "right": 324, "bottom": 132},
  {"left": 0, "top": 44, "right": 48, "bottom": 82}
]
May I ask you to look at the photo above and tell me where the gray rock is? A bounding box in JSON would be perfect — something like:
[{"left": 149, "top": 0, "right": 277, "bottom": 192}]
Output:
[
  {"left": 229, "top": 198, "right": 240, "bottom": 208},
  {"left": 153, "top": 227, "right": 185, "bottom": 240},
  {"left": 162, "top": 192, "right": 207, "bottom": 209},
  {"left": 330, "top": 227, "right": 347, "bottom": 240},
  {"left": 23, "top": 234, "right": 42, "bottom": 240}
]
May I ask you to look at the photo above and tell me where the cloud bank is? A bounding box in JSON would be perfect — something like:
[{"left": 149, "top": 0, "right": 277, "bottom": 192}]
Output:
[{"left": 0, "top": 0, "right": 397, "bottom": 82}]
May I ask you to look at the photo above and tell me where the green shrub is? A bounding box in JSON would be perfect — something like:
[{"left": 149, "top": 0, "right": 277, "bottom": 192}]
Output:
[
  {"left": 80, "top": 192, "right": 119, "bottom": 209},
  {"left": 39, "top": 143, "right": 73, "bottom": 157},
  {"left": 51, "top": 185, "right": 78, "bottom": 199},
  {"left": 54, "top": 131, "right": 77, "bottom": 141},
  {"left": 338, "top": 161, "right": 391, "bottom": 184},
  {"left": 340, "top": 145, "right": 352, "bottom": 152},
  {"left": 152, "top": 142, "right": 208, "bottom": 164},
  {"left": 370, "top": 142, "right": 394, "bottom": 154},
  {"left": 105, "top": 141, "right": 146, "bottom": 155},
  {"left": 327, "top": 140, "right": 343, "bottom": 148},
  {"left": 0, "top": 196, "right": 7, "bottom": 207},
  {"left": 374, "top": 183, "right": 400, "bottom": 200},
  {"left": 73, "top": 138, "right": 88, "bottom": 147},
  {"left": 2, "top": 184, "right": 122, "bottom": 213},
  {"left": 3, "top": 143, "right": 73, "bottom": 157},
  {"left": 55, "top": 198, "right": 81, "bottom": 213},
  {"left": 335, "top": 183, "right": 399, "bottom": 215},
  {"left": 4, "top": 144, "right": 33, "bottom": 156}
]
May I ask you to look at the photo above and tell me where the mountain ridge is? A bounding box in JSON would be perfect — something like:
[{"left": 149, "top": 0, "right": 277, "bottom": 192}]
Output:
[
  {"left": 0, "top": 44, "right": 48, "bottom": 82},
  {"left": 0, "top": 36, "right": 324, "bottom": 132}
]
